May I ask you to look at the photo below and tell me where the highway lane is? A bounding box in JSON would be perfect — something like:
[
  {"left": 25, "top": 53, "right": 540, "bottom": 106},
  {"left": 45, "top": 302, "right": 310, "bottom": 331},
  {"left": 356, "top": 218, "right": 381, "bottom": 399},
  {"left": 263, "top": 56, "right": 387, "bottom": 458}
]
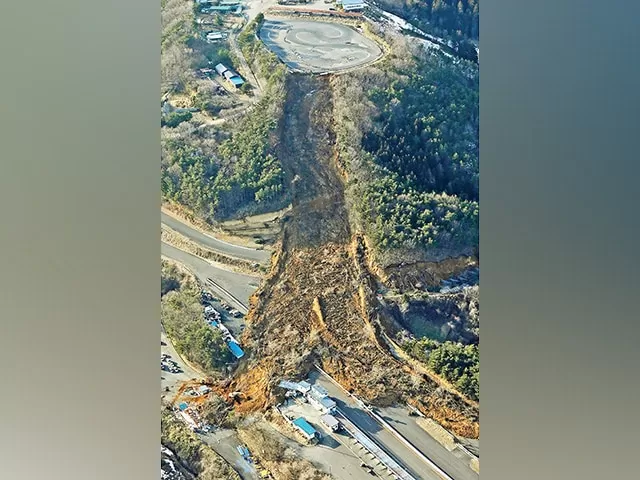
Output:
[
  {"left": 378, "top": 406, "right": 478, "bottom": 480},
  {"left": 308, "top": 371, "right": 445, "bottom": 480},
  {"left": 161, "top": 242, "right": 260, "bottom": 309},
  {"left": 161, "top": 211, "right": 271, "bottom": 264}
]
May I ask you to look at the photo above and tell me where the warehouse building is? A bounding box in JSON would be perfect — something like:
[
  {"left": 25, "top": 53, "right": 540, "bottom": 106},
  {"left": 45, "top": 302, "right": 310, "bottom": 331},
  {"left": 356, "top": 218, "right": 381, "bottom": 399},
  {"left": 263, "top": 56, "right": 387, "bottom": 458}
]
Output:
[
  {"left": 292, "top": 417, "right": 319, "bottom": 442},
  {"left": 338, "top": 0, "right": 367, "bottom": 12},
  {"left": 308, "top": 385, "right": 337, "bottom": 413},
  {"left": 215, "top": 63, "right": 228, "bottom": 76},
  {"left": 320, "top": 414, "right": 340, "bottom": 432}
]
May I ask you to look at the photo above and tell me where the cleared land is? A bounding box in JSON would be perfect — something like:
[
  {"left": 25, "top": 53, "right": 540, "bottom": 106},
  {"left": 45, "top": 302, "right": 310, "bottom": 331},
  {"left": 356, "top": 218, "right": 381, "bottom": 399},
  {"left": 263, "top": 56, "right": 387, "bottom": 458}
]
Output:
[{"left": 259, "top": 19, "right": 382, "bottom": 73}]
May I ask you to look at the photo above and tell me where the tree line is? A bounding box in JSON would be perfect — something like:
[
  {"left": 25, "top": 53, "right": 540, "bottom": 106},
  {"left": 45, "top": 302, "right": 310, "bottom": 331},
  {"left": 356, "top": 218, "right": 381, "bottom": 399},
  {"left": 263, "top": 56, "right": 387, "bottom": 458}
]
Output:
[
  {"left": 344, "top": 49, "right": 478, "bottom": 256},
  {"left": 378, "top": 0, "right": 479, "bottom": 41},
  {"left": 161, "top": 263, "right": 231, "bottom": 372},
  {"left": 403, "top": 338, "right": 479, "bottom": 401}
]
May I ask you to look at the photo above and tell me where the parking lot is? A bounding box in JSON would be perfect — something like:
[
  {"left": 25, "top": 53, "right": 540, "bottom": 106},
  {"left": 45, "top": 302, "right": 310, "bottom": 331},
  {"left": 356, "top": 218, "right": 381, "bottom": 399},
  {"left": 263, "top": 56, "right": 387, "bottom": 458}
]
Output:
[
  {"left": 259, "top": 19, "right": 382, "bottom": 73},
  {"left": 278, "top": 397, "right": 395, "bottom": 479},
  {"left": 201, "top": 289, "right": 247, "bottom": 339}
]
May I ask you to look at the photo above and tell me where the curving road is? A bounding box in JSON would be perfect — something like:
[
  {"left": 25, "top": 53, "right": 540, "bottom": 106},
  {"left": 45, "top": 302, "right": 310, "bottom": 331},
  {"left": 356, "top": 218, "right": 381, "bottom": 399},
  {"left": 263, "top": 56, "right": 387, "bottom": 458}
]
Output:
[
  {"left": 161, "top": 212, "right": 271, "bottom": 264},
  {"left": 161, "top": 242, "right": 261, "bottom": 310}
]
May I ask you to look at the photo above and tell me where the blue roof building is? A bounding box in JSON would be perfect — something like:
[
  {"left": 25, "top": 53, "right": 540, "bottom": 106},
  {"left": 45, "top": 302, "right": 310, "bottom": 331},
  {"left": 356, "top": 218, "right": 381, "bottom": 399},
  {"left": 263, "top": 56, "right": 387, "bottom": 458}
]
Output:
[
  {"left": 229, "top": 76, "right": 245, "bottom": 87},
  {"left": 292, "top": 417, "right": 318, "bottom": 440}
]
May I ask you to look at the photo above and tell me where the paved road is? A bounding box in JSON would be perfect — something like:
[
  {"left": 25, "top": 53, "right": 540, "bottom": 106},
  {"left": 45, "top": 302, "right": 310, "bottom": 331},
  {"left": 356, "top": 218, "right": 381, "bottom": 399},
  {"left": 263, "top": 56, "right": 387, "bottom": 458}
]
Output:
[
  {"left": 161, "top": 212, "right": 271, "bottom": 264},
  {"left": 161, "top": 328, "right": 203, "bottom": 398},
  {"left": 280, "top": 399, "right": 394, "bottom": 479},
  {"left": 260, "top": 19, "right": 382, "bottom": 73},
  {"left": 161, "top": 242, "right": 260, "bottom": 309},
  {"left": 378, "top": 406, "right": 478, "bottom": 480},
  {"left": 199, "top": 429, "right": 259, "bottom": 480},
  {"left": 308, "top": 371, "right": 444, "bottom": 480}
]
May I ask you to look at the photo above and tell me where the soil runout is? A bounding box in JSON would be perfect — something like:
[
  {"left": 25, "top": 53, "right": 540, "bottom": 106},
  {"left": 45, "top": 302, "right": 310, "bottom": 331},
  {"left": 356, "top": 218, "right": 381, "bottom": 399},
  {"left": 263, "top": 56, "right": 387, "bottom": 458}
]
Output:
[{"left": 229, "top": 74, "right": 479, "bottom": 439}]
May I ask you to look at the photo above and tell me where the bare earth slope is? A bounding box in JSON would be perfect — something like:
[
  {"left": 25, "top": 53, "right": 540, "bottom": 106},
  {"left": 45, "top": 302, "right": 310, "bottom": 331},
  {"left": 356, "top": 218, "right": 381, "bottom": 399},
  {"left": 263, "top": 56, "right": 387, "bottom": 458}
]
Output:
[{"left": 228, "top": 75, "right": 478, "bottom": 438}]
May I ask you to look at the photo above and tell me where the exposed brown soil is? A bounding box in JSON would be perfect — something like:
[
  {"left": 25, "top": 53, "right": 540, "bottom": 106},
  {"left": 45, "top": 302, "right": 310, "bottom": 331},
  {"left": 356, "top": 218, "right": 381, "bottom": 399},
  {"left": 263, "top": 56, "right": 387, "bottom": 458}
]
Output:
[
  {"left": 225, "top": 75, "right": 479, "bottom": 438},
  {"left": 378, "top": 255, "right": 479, "bottom": 290}
]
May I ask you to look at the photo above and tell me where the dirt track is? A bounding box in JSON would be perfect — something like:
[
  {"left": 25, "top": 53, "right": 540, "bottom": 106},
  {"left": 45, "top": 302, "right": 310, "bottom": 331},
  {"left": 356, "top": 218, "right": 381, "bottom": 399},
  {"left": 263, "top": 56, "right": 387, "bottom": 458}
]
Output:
[{"left": 228, "top": 75, "right": 479, "bottom": 439}]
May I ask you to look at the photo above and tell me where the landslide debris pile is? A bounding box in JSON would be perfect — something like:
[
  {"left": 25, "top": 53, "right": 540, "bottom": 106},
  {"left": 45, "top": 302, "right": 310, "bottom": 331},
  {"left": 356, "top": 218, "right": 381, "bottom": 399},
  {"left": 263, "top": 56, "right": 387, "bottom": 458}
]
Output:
[{"left": 227, "top": 75, "right": 478, "bottom": 438}]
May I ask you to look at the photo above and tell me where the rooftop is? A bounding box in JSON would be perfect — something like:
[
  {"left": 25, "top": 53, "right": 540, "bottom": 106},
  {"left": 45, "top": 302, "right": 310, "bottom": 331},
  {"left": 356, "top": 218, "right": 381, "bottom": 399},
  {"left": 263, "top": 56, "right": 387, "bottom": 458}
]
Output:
[
  {"left": 311, "top": 385, "right": 329, "bottom": 397},
  {"left": 292, "top": 417, "right": 317, "bottom": 437},
  {"left": 228, "top": 341, "right": 245, "bottom": 358},
  {"left": 320, "top": 396, "right": 336, "bottom": 409},
  {"left": 320, "top": 414, "right": 339, "bottom": 428}
]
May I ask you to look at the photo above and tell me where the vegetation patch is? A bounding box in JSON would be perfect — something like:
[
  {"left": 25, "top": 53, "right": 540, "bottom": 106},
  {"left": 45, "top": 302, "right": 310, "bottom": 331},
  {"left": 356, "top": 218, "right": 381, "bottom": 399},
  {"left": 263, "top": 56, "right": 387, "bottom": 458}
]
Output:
[
  {"left": 237, "top": 420, "right": 332, "bottom": 480},
  {"left": 161, "top": 261, "right": 232, "bottom": 373},
  {"left": 334, "top": 43, "right": 478, "bottom": 264},
  {"left": 403, "top": 338, "right": 479, "bottom": 401},
  {"left": 162, "top": 408, "right": 241, "bottom": 480}
]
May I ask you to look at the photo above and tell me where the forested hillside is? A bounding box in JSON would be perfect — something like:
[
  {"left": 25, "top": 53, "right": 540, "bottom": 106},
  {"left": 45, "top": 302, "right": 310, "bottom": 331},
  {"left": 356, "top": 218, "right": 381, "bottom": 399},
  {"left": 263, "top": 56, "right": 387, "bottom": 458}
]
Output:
[
  {"left": 378, "top": 0, "right": 479, "bottom": 40},
  {"left": 161, "top": 4, "right": 289, "bottom": 222},
  {"left": 161, "top": 89, "right": 288, "bottom": 221},
  {"left": 334, "top": 42, "right": 479, "bottom": 263}
]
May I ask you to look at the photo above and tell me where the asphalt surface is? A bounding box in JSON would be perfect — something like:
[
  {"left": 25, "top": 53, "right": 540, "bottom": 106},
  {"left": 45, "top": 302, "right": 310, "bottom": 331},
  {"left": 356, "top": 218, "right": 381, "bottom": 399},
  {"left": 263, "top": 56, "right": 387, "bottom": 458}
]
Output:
[
  {"left": 161, "top": 212, "right": 271, "bottom": 264},
  {"left": 161, "top": 242, "right": 260, "bottom": 310},
  {"left": 378, "top": 406, "right": 478, "bottom": 480},
  {"left": 280, "top": 399, "right": 395, "bottom": 480},
  {"left": 308, "top": 371, "right": 444, "bottom": 480},
  {"left": 161, "top": 329, "right": 203, "bottom": 398},
  {"left": 199, "top": 429, "right": 259, "bottom": 480},
  {"left": 259, "top": 19, "right": 382, "bottom": 73}
]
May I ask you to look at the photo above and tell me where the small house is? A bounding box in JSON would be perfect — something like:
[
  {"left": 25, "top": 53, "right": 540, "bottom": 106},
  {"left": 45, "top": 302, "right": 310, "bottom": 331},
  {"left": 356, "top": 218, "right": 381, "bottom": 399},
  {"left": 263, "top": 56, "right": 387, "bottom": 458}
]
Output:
[
  {"left": 206, "top": 32, "right": 224, "bottom": 42},
  {"left": 297, "top": 381, "right": 311, "bottom": 394},
  {"left": 215, "top": 63, "right": 228, "bottom": 76},
  {"left": 292, "top": 417, "right": 318, "bottom": 441},
  {"left": 320, "top": 414, "right": 340, "bottom": 432},
  {"left": 228, "top": 76, "right": 245, "bottom": 88},
  {"left": 223, "top": 70, "right": 237, "bottom": 81},
  {"left": 340, "top": 0, "right": 367, "bottom": 11},
  {"left": 320, "top": 396, "right": 337, "bottom": 413},
  {"left": 311, "top": 385, "right": 329, "bottom": 398}
]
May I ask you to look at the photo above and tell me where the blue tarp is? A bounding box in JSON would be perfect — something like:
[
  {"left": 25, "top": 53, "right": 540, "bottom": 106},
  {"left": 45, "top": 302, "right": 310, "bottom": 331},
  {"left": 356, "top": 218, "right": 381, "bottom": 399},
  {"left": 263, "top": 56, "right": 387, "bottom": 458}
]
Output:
[
  {"left": 229, "top": 76, "right": 245, "bottom": 86},
  {"left": 178, "top": 402, "right": 188, "bottom": 411},
  {"left": 292, "top": 417, "right": 317, "bottom": 437},
  {"left": 228, "top": 341, "right": 245, "bottom": 359}
]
